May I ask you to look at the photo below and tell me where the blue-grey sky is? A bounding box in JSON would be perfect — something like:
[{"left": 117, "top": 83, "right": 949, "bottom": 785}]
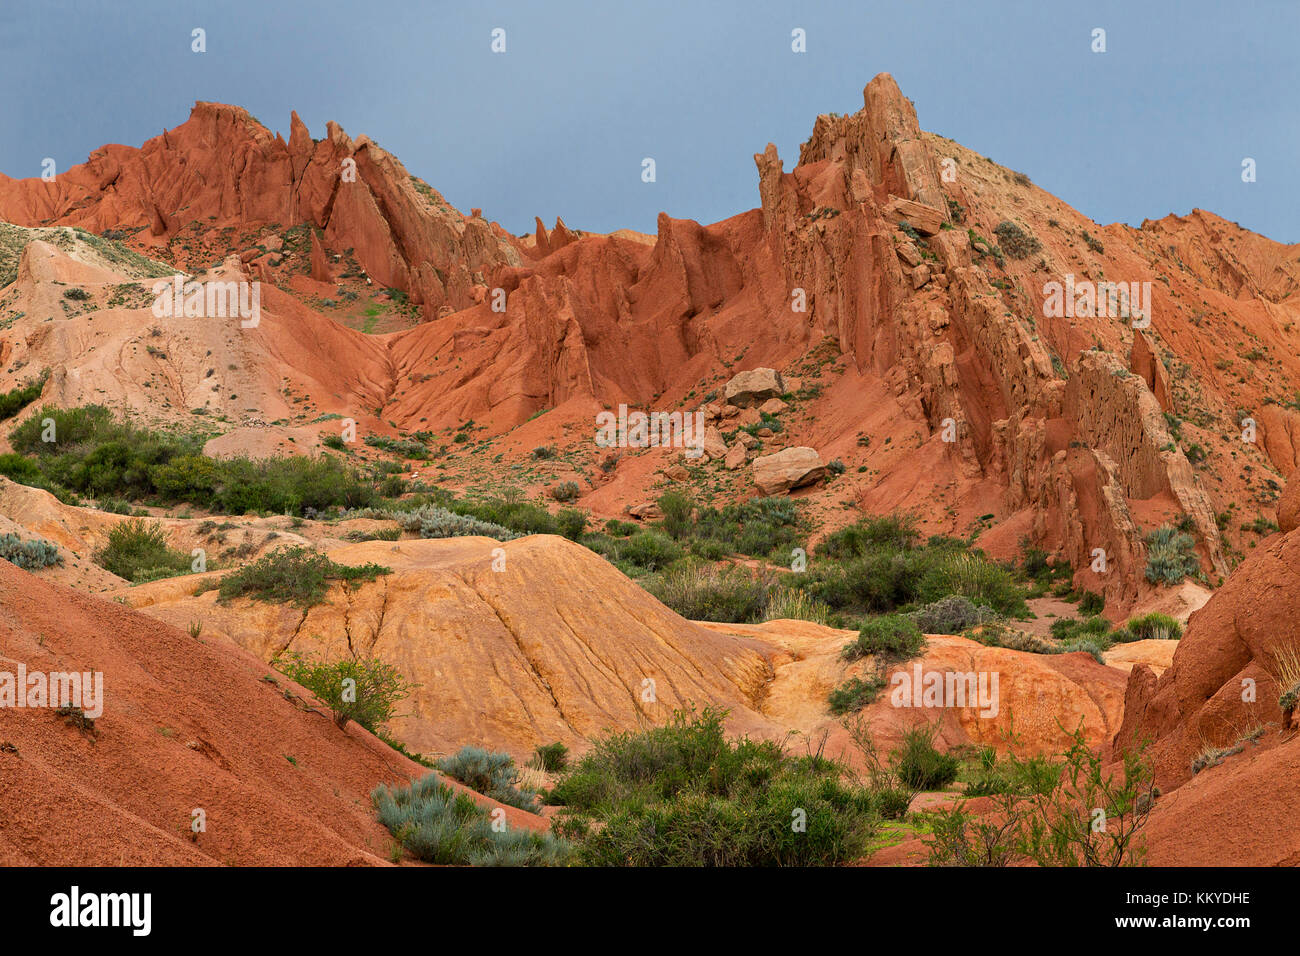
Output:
[{"left": 1, "top": 0, "right": 1295, "bottom": 241}]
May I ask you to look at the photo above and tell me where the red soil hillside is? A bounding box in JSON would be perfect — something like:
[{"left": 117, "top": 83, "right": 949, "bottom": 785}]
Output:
[
  {"left": 0, "top": 558, "right": 545, "bottom": 866},
  {"left": 2, "top": 75, "right": 1298, "bottom": 614}
]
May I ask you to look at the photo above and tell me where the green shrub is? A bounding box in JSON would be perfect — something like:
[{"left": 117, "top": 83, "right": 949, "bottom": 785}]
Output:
[
  {"left": 644, "top": 561, "right": 770, "bottom": 622},
  {"left": 618, "top": 530, "right": 684, "bottom": 572},
  {"left": 555, "top": 508, "right": 587, "bottom": 541},
  {"left": 274, "top": 652, "right": 412, "bottom": 731},
  {"left": 0, "top": 532, "right": 63, "bottom": 570},
  {"left": 533, "top": 742, "right": 570, "bottom": 773},
  {"left": 435, "top": 746, "right": 539, "bottom": 811},
  {"left": 818, "top": 513, "right": 919, "bottom": 558},
  {"left": 321, "top": 433, "right": 347, "bottom": 451},
  {"left": 917, "top": 551, "right": 1027, "bottom": 616},
  {"left": 215, "top": 545, "right": 389, "bottom": 607},
  {"left": 827, "top": 674, "right": 887, "bottom": 715},
  {"left": 8, "top": 405, "right": 378, "bottom": 514},
  {"left": 842, "top": 614, "right": 926, "bottom": 663},
  {"left": 373, "top": 774, "right": 570, "bottom": 866},
  {"left": 0, "top": 370, "right": 49, "bottom": 420},
  {"left": 1049, "top": 615, "right": 1112, "bottom": 642},
  {"left": 1060, "top": 638, "right": 1109, "bottom": 663},
  {"left": 657, "top": 491, "right": 694, "bottom": 540},
  {"left": 893, "top": 724, "right": 960, "bottom": 790},
  {"left": 1144, "top": 525, "right": 1200, "bottom": 584},
  {"left": 548, "top": 707, "right": 877, "bottom": 866},
  {"left": 1078, "top": 590, "right": 1105, "bottom": 616},
  {"left": 95, "top": 519, "right": 191, "bottom": 583},
  {"left": 992, "top": 220, "right": 1041, "bottom": 259},
  {"left": 603, "top": 519, "right": 637, "bottom": 537},
  {"left": 1115, "top": 612, "right": 1182, "bottom": 642}
]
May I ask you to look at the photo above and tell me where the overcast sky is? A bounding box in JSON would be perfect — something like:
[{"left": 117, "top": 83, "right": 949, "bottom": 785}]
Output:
[{"left": 1, "top": 0, "right": 1295, "bottom": 241}]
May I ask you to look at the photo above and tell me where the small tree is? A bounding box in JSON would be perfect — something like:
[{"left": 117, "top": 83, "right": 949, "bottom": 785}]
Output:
[{"left": 274, "top": 651, "right": 412, "bottom": 732}]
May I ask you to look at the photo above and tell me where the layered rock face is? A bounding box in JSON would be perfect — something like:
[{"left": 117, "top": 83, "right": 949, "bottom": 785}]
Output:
[{"left": 124, "top": 535, "right": 780, "bottom": 757}]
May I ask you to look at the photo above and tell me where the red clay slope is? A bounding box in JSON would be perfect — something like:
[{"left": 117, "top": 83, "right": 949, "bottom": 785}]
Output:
[{"left": 0, "top": 560, "right": 545, "bottom": 866}]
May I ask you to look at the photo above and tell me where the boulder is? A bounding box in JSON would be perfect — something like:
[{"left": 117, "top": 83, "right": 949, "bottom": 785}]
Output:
[
  {"left": 758, "top": 397, "right": 789, "bottom": 416},
  {"left": 701, "top": 426, "right": 728, "bottom": 460},
  {"left": 911, "top": 264, "right": 931, "bottom": 289},
  {"left": 752, "top": 447, "right": 826, "bottom": 495},
  {"left": 883, "top": 196, "right": 945, "bottom": 236},
  {"left": 724, "top": 368, "right": 785, "bottom": 407},
  {"left": 724, "top": 442, "right": 748, "bottom": 470},
  {"left": 896, "top": 241, "right": 923, "bottom": 267}
]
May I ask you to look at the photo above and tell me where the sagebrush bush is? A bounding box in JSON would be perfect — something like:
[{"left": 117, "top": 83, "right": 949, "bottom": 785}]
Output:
[
  {"left": 550, "top": 481, "right": 581, "bottom": 503},
  {"left": 391, "top": 504, "right": 519, "bottom": 541},
  {"left": 435, "top": 746, "right": 539, "bottom": 811},
  {"left": 373, "top": 774, "right": 570, "bottom": 866},
  {"left": 913, "top": 595, "right": 994, "bottom": 634},
  {"left": 0, "top": 532, "right": 63, "bottom": 570},
  {"left": 1060, "top": 638, "right": 1109, "bottom": 663},
  {"left": 1144, "top": 525, "right": 1200, "bottom": 584},
  {"left": 275, "top": 652, "right": 412, "bottom": 731}
]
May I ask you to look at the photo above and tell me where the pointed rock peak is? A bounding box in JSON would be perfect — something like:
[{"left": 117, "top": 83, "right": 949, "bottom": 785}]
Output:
[
  {"left": 551, "top": 217, "right": 575, "bottom": 248},
  {"left": 862, "top": 72, "right": 922, "bottom": 141},
  {"left": 288, "top": 110, "right": 312, "bottom": 152},
  {"left": 533, "top": 216, "right": 550, "bottom": 255}
]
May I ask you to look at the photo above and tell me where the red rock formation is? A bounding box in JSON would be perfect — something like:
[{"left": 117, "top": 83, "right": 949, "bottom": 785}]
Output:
[
  {"left": 0, "top": 103, "right": 519, "bottom": 313},
  {"left": 3, "top": 76, "right": 1297, "bottom": 612}
]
